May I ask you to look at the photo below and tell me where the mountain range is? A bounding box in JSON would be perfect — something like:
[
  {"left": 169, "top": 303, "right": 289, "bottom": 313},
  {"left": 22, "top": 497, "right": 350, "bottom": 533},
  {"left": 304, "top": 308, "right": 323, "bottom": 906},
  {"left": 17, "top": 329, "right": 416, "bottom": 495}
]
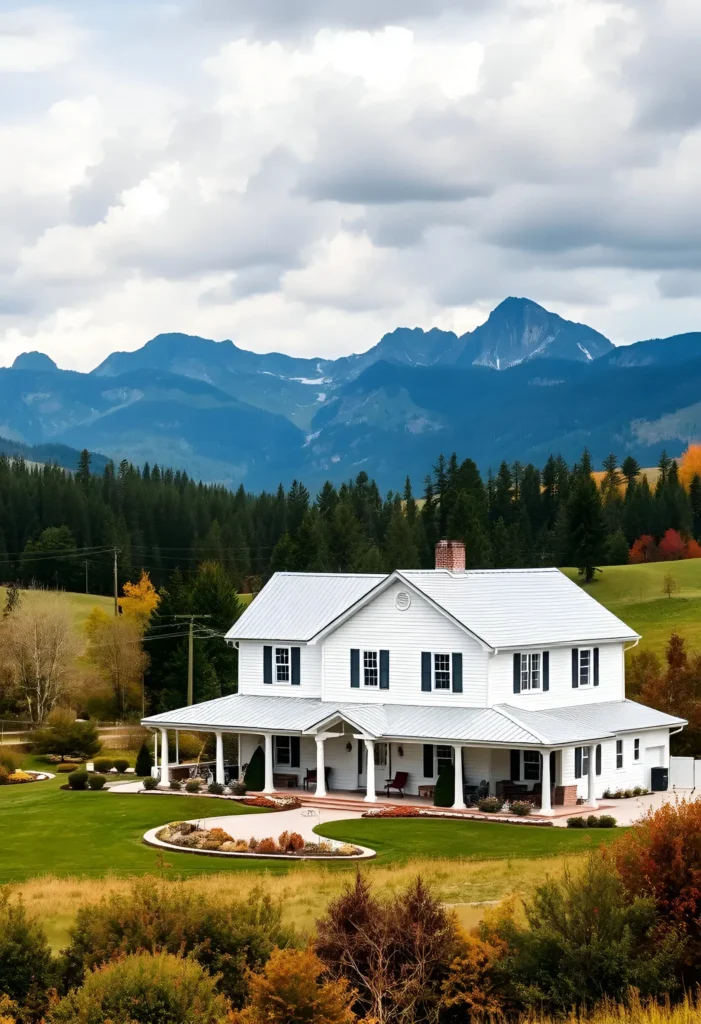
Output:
[{"left": 3, "top": 296, "right": 701, "bottom": 490}]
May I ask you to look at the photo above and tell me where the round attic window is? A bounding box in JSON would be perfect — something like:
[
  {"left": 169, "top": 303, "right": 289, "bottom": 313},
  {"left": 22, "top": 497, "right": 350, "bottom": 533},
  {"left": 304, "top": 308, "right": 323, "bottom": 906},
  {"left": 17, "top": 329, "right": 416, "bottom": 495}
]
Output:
[{"left": 395, "top": 590, "right": 411, "bottom": 611}]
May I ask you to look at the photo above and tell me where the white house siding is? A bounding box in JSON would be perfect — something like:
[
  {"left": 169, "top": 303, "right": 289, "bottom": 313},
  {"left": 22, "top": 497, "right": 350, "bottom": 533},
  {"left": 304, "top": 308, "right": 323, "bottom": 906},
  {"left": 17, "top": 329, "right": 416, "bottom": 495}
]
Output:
[
  {"left": 237, "top": 640, "right": 322, "bottom": 698},
  {"left": 488, "top": 642, "right": 625, "bottom": 709},
  {"left": 321, "top": 581, "right": 489, "bottom": 707},
  {"left": 558, "top": 727, "right": 670, "bottom": 799}
]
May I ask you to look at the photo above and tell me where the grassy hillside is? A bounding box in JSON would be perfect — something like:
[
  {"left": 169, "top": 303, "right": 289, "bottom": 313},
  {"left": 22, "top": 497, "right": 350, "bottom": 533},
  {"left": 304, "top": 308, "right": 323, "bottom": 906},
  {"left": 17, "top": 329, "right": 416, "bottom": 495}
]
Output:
[
  {"left": 0, "top": 587, "right": 113, "bottom": 630},
  {"left": 563, "top": 560, "right": 701, "bottom": 656}
]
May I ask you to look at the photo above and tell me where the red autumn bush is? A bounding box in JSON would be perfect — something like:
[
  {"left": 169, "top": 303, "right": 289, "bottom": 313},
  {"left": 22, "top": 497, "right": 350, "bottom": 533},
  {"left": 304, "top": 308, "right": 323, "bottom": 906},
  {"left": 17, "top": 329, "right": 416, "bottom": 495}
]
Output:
[
  {"left": 614, "top": 799, "right": 701, "bottom": 973},
  {"left": 364, "top": 805, "right": 420, "bottom": 818},
  {"left": 629, "top": 530, "right": 701, "bottom": 564},
  {"left": 256, "top": 838, "right": 279, "bottom": 854}
]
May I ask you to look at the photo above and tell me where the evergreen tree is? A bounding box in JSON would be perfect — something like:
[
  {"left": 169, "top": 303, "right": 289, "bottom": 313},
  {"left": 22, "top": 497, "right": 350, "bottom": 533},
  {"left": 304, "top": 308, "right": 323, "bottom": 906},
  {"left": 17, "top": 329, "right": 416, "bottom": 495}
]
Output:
[
  {"left": 565, "top": 450, "right": 607, "bottom": 583},
  {"left": 384, "top": 497, "right": 419, "bottom": 570}
]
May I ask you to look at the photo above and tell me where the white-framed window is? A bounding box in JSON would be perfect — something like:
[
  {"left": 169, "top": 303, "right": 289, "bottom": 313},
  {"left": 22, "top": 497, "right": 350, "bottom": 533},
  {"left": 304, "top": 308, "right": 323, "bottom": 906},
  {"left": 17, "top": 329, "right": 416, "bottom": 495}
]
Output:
[
  {"left": 374, "top": 743, "right": 388, "bottom": 767},
  {"left": 275, "top": 646, "right": 290, "bottom": 682},
  {"left": 275, "top": 736, "right": 291, "bottom": 766},
  {"left": 436, "top": 745, "right": 454, "bottom": 774},
  {"left": 582, "top": 746, "right": 590, "bottom": 776},
  {"left": 363, "top": 650, "right": 379, "bottom": 687},
  {"left": 523, "top": 750, "right": 541, "bottom": 781},
  {"left": 579, "top": 648, "right": 592, "bottom": 686},
  {"left": 616, "top": 739, "right": 623, "bottom": 769},
  {"left": 433, "top": 653, "right": 451, "bottom": 690},
  {"left": 520, "top": 652, "right": 541, "bottom": 691},
  {"left": 634, "top": 738, "right": 640, "bottom": 761}
]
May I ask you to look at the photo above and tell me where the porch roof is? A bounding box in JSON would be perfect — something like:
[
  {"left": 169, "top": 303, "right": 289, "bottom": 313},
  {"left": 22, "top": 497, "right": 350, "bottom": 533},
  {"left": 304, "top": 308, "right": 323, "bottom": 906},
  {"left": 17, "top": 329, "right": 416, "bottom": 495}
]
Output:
[{"left": 142, "top": 695, "right": 683, "bottom": 747}]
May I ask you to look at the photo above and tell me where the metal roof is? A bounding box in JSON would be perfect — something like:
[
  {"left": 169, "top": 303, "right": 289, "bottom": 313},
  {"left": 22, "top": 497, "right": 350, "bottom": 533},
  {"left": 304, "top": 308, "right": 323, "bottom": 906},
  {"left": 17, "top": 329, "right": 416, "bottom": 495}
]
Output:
[
  {"left": 143, "top": 695, "right": 678, "bottom": 747},
  {"left": 498, "top": 700, "right": 686, "bottom": 745},
  {"left": 227, "top": 573, "right": 385, "bottom": 642},
  {"left": 397, "top": 568, "right": 639, "bottom": 648}
]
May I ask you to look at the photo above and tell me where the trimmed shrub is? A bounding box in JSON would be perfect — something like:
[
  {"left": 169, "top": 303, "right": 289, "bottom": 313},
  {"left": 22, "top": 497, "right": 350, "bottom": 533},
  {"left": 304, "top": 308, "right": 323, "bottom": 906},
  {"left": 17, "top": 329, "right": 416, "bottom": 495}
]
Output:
[
  {"left": 50, "top": 950, "right": 232, "bottom": 1023},
  {"left": 142, "top": 776, "right": 158, "bottom": 790},
  {"left": 257, "top": 837, "right": 279, "bottom": 854},
  {"left": 68, "top": 770, "right": 89, "bottom": 791},
  {"left": 567, "top": 816, "right": 587, "bottom": 828},
  {"left": 185, "top": 780, "right": 201, "bottom": 793},
  {"left": 598, "top": 814, "right": 617, "bottom": 828},
  {"left": 32, "top": 711, "right": 101, "bottom": 760},
  {"left": 208, "top": 781, "right": 224, "bottom": 795},
  {"left": 243, "top": 744, "right": 265, "bottom": 792},
  {"left": 0, "top": 766, "right": 9, "bottom": 786},
  {"left": 169, "top": 779, "right": 182, "bottom": 791},
  {"left": 233, "top": 839, "right": 250, "bottom": 852},
  {"left": 113, "top": 758, "right": 130, "bottom": 773},
  {"left": 56, "top": 762, "right": 83, "bottom": 773},
  {"left": 587, "top": 814, "right": 600, "bottom": 827},
  {"left": 88, "top": 774, "right": 107, "bottom": 791},
  {"left": 60, "top": 880, "right": 295, "bottom": 1007},
  {"left": 623, "top": 789, "right": 634, "bottom": 799},
  {"left": 509, "top": 800, "right": 532, "bottom": 816},
  {"left": 434, "top": 761, "right": 455, "bottom": 807},
  {"left": 134, "top": 741, "right": 154, "bottom": 777},
  {"left": 228, "top": 781, "right": 247, "bottom": 795},
  {"left": 478, "top": 796, "right": 503, "bottom": 813},
  {"left": 93, "top": 758, "right": 113, "bottom": 773}
]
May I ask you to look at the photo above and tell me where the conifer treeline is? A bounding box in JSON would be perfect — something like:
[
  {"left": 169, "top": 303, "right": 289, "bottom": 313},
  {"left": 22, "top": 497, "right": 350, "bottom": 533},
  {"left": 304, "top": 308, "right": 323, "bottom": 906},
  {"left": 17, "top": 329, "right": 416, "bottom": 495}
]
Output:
[{"left": 0, "top": 448, "right": 699, "bottom": 593}]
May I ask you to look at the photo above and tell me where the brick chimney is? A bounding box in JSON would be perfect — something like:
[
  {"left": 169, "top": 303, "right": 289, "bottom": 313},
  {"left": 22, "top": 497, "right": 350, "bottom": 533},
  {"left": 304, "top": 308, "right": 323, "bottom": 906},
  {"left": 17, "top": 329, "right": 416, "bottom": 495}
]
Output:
[{"left": 435, "top": 539, "right": 466, "bottom": 572}]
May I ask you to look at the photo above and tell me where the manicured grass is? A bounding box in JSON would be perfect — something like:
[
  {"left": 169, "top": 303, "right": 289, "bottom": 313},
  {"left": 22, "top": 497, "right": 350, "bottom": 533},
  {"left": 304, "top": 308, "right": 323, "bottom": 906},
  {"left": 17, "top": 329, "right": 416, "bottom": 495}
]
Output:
[
  {"left": 316, "top": 817, "right": 620, "bottom": 863},
  {"left": 562, "top": 560, "right": 701, "bottom": 656}
]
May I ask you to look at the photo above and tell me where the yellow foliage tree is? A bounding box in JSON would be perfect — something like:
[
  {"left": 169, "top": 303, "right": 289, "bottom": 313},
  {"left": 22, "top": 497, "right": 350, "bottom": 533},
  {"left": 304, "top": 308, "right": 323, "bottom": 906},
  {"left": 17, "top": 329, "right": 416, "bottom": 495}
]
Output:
[
  {"left": 119, "top": 570, "right": 160, "bottom": 633},
  {"left": 679, "top": 444, "right": 701, "bottom": 490},
  {"left": 233, "top": 948, "right": 357, "bottom": 1024}
]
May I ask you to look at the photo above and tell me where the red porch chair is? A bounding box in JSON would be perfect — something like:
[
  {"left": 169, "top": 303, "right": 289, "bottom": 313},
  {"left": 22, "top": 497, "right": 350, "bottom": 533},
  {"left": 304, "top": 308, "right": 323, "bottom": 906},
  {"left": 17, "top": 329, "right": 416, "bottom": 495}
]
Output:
[{"left": 385, "top": 771, "right": 409, "bottom": 798}]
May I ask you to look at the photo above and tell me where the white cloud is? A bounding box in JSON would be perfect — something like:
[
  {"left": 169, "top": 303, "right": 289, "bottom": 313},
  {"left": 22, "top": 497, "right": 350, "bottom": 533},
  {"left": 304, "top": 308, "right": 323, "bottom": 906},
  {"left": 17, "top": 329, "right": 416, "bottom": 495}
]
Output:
[{"left": 2, "top": 0, "right": 701, "bottom": 371}]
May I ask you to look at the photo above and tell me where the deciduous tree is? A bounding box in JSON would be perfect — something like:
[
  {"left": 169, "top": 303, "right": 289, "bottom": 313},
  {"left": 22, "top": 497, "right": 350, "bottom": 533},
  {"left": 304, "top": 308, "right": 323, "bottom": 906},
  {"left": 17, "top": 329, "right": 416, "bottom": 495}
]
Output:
[{"left": 233, "top": 948, "right": 356, "bottom": 1024}]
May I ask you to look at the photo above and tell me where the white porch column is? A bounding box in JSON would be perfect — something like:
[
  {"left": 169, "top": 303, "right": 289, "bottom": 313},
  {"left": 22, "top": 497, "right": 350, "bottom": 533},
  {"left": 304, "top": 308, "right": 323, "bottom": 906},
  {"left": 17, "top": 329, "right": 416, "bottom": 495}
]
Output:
[
  {"left": 364, "top": 739, "right": 376, "bottom": 803},
  {"left": 175, "top": 730, "right": 180, "bottom": 765},
  {"left": 159, "top": 728, "right": 170, "bottom": 786},
  {"left": 215, "top": 731, "right": 225, "bottom": 786},
  {"left": 588, "top": 745, "right": 598, "bottom": 809},
  {"left": 315, "top": 737, "right": 327, "bottom": 798},
  {"left": 453, "top": 745, "right": 466, "bottom": 809},
  {"left": 263, "top": 732, "right": 275, "bottom": 793},
  {"left": 153, "top": 730, "right": 159, "bottom": 777},
  {"left": 540, "top": 747, "right": 552, "bottom": 816}
]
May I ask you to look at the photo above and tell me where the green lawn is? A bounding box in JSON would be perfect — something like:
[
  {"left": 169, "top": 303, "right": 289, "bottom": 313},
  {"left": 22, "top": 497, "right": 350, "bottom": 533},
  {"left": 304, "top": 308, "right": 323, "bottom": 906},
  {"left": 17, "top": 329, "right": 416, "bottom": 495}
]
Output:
[
  {"left": 316, "top": 817, "right": 620, "bottom": 862},
  {"left": 562, "top": 560, "right": 701, "bottom": 656}
]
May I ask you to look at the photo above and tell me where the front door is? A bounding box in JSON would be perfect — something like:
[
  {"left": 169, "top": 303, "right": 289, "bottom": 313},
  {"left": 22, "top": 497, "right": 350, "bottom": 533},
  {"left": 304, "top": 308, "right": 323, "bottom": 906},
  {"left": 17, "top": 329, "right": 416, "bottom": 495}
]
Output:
[{"left": 358, "top": 742, "right": 390, "bottom": 790}]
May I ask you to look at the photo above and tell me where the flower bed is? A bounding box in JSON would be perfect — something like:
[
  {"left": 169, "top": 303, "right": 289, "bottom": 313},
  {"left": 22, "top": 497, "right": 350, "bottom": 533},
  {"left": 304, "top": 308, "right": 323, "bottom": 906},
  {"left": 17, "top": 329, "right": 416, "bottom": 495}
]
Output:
[
  {"left": 154, "top": 821, "right": 363, "bottom": 858},
  {"left": 363, "top": 805, "right": 554, "bottom": 826},
  {"left": 0, "top": 768, "right": 53, "bottom": 786},
  {"left": 241, "top": 795, "right": 301, "bottom": 810}
]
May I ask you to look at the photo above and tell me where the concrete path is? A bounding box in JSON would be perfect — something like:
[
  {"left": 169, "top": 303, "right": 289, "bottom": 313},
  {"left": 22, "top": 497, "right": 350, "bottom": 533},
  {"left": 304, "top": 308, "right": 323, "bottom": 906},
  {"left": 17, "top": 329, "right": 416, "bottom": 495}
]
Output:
[{"left": 155, "top": 805, "right": 365, "bottom": 843}]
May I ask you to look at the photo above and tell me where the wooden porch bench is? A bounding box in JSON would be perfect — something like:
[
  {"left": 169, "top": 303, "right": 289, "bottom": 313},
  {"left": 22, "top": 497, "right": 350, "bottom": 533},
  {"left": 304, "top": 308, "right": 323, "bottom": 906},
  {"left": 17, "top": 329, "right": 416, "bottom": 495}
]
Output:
[{"left": 273, "top": 773, "right": 299, "bottom": 789}]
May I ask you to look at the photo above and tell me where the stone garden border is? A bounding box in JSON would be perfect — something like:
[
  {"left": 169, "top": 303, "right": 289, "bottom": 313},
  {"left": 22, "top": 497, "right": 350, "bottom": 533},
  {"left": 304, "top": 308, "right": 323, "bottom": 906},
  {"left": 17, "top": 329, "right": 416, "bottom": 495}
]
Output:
[{"left": 143, "top": 824, "right": 375, "bottom": 861}]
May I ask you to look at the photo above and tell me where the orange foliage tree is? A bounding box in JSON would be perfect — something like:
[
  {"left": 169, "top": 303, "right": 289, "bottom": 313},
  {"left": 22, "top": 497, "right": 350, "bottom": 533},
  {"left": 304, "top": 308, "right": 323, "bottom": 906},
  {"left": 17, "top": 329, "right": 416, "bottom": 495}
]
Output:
[
  {"left": 658, "top": 529, "right": 687, "bottom": 560},
  {"left": 614, "top": 800, "right": 701, "bottom": 978},
  {"left": 638, "top": 632, "right": 701, "bottom": 755},
  {"left": 679, "top": 444, "right": 701, "bottom": 490},
  {"left": 232, "top": 948, "right": 357, "bottom": 1024},
  {"left": 629, "top": 534, "right": 657, "bottom": 563},
  {"left": 440, "top": 932, "right": 509, "bottom": 1020},
  {"left": 119, "top": 570, "right": 160, "bottom": 632}
]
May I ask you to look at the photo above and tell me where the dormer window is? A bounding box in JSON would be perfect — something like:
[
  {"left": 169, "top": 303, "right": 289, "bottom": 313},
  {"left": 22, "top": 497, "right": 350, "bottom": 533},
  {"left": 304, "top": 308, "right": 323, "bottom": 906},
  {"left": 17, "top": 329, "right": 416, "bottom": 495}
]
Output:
[{"left": 520, "top": 652, "right": 541, "bottom": 691}]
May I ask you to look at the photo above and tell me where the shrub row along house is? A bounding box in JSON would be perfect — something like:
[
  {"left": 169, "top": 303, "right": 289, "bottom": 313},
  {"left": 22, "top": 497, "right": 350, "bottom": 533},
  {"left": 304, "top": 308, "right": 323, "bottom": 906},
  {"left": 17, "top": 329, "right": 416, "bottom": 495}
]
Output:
[{"left": 142, "top": 541, "right": 685, "bottom": 811}]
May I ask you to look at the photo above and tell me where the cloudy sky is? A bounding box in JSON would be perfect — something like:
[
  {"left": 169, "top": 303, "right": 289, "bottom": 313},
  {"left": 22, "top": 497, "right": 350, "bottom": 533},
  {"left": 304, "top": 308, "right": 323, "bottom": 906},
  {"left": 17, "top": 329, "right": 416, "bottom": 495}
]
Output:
[{"left": 1, "top": 0, "right": 700, "bottom": 370}]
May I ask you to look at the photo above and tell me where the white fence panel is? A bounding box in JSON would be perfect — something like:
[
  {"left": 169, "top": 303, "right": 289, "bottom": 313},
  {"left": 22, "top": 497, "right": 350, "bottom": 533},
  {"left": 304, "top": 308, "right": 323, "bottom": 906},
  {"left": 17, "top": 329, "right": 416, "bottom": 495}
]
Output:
[{"left": 670, "top": 756, "right": 695, "bottom": 789}]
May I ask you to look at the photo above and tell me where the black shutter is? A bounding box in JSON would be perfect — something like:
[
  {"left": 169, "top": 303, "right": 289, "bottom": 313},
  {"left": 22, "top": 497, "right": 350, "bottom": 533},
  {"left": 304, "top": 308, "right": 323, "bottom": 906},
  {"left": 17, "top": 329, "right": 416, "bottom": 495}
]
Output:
[
  {"left": 572, "top": 648, "right": 579, "bottom": 688},
  {"left": 595, "top": 743, "right": 602, "bottom": 776},
  {"left": 421, "top": 652, "right": 432, "bottom": 692},
  {"left": 593, "top": 647, "right": 599, "bottom": 686},
  {"left": 380, "top": 650, "right": 390, "bottom": 690},
  {"left": 452, "top": 652, "right": 463, "bottom": 693},
  {"left": 290, "top": 736, "right": 300, "bottom": 768},
  {"left": 550, "top": 750, "right": 556, "bottom": 783},
  {"left": 542, "top": 651, "right": 549, "bottom": 691},
  {"left": 350, "top": 649, "right": 360, "bottom": 688},
  {"left": 423, "top": 744, "right": 434, "bottom": 778},
  {"left": 510, "top": 749, "right": 520, "bottom": 781},
  {"left": 574, "top": 746, "right": 582, "bottom": 779},
  {"left": 291, "top": 647, "right": 301, "bottom": 685},
  {"left": 513, "top": 652, "right": 521, "bottom": 694},
  {"left": 263, "top": 645, "right": 273, "bottom": 684},
  {"left": 357, "top": 740, "right": 363, "bottom": 775}
]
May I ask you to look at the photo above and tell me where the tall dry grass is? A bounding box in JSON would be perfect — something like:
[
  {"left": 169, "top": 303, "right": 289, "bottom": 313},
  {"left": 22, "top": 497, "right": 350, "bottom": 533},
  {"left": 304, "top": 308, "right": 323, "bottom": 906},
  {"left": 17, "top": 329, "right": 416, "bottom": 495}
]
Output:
[
  {"left": 534, "top": 993, "right": 701, "bottom": 1024},
  {"left": 10, "top": 853, "right": 566, "bottom": 950}
]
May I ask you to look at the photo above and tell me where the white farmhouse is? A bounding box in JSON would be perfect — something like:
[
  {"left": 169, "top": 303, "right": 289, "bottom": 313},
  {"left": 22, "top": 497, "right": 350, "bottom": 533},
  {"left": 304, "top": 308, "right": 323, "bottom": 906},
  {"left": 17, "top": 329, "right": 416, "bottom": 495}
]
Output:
[{"left": 142, "top": 540, "right": 685, "bottom": 813}]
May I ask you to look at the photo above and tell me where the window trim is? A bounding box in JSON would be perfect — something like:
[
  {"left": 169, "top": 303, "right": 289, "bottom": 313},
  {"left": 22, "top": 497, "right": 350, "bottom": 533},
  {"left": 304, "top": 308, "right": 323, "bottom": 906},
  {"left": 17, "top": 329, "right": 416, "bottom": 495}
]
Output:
[
  {"left": 634, "top": 737, "right": 640, "bottom": 762},
  {"left": 274, "top": 646, "right": 291, "bottom": 683},
  {"left": 578, "top": 647, "right": 593, "bottom": 687},
  {"left": 520, "top": 651, "right": 543, "bottom": 693},
  {"left": 616, "top": 738, "right": 624, "bottom": 770},
  {"left": 274, "top": 735, "right": 291, "bottom": 766},
  {"left": 432, "top": 652, "right": 452, "bottom": 691},
  {"left": 363, "top": 649, "right": 379, "bottom": 687},
  {"left": 436, "top": 745, "right": 454, "bottom": 774}
]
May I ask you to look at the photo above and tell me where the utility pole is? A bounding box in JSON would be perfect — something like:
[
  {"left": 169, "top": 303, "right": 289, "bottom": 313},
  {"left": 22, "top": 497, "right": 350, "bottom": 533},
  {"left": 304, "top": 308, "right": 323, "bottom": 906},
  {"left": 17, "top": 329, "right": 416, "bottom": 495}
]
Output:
[
  {"left": 173, "top": 614, "right": 212, "bottom": 705},
  {"left": 113, "top": 547, "right": 119, "bottom": 617}
]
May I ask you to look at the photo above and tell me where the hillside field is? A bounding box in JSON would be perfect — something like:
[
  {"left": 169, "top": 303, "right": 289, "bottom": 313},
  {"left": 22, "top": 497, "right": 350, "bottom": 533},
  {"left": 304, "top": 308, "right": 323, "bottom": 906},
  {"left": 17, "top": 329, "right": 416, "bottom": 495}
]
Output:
[
  {"left": 0, "top": 586, "right": 113, "bottom": 630},
  {"left": 563, "top": 559, "right": 701, "bottom": 656}
]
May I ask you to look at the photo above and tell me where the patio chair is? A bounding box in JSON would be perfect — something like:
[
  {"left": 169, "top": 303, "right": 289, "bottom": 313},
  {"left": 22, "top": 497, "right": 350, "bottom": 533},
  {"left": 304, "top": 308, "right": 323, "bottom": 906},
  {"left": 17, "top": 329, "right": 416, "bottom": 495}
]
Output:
[
  {"left": 303, "top": 767, "right": 332, "bottom": 791},
  {"left": 384, "top": 771, "right": 409, "bottom": 798}
]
